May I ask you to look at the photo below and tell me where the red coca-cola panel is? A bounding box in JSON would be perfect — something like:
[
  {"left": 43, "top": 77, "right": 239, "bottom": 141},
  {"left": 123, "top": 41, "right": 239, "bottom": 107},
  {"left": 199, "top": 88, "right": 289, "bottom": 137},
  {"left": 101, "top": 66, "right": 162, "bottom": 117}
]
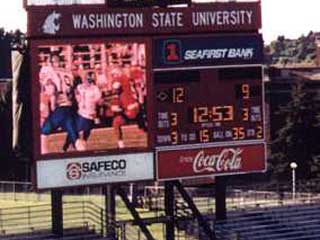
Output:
[{"left": 157, "top": 143, "right": 266, "bottom": 180}]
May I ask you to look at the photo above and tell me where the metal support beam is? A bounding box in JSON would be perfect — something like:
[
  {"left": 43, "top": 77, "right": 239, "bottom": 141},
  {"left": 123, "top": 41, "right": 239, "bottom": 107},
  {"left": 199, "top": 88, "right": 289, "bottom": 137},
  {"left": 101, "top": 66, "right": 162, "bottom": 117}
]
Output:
[
  {"left": 117, "top": 187, "right": 155, "bottom": 240},
  {"left": 215, "top": 176, "right": 227, "bottom": 221},
  {"left": 51, "top": 190, "right": 63, "bottom": 237},
  {"left": 130, "top": 183, "right": 139, "bottom": 207},
  {"left": 173, "top": 181, "right": 216, "bottom": 240},
  {"left": 165, "top": 181, "right": 175, "bottom": 240},
  {"left": 105, "top": 185, "right": 117, "bottom": 239}
]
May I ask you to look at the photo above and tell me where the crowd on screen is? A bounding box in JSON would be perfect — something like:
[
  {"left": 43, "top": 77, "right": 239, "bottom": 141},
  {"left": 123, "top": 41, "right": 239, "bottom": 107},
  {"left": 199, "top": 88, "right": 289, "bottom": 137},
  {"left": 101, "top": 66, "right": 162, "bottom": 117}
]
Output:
[{"left": 39, "top": 43, "right": 147, "bottom": 154}]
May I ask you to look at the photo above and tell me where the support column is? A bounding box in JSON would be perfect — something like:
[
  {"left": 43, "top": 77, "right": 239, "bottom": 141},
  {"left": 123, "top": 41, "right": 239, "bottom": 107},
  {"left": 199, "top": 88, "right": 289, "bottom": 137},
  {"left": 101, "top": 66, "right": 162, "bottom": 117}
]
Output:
[
  {"left": 165, "top": 181, "right": 175, "bottom": 240},
  {"left": 51, "top": 190, "right": 63, "bottom": 237},
  {"left": 130, "top": 183, "right": 139, "bottom": 207},
  {"left": 215, "top": 176, "right": 227, "bottom": 221},
  {"left": 105, "top": 185, "right": 116, "bottom": 239},
  {"left": 117, "top": 187, "right": 155, "bottom": 240},
  {"left": 174, "top": 181, "right": 216, "bottom": 240}
]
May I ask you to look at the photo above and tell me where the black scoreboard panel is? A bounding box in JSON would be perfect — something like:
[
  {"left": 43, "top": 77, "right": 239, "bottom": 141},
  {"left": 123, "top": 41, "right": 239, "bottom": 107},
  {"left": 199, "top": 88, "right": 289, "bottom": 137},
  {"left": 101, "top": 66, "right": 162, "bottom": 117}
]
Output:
[{"left": 154, "top": 67, "right": 264, "bottom": 147}]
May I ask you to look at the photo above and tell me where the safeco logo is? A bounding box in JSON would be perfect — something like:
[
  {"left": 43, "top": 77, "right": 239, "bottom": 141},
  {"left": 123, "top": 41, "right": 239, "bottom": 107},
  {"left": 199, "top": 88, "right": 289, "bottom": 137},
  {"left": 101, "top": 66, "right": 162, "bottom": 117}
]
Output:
[{"left": 66, "top": 162, "right": 82, "bottom": 180}]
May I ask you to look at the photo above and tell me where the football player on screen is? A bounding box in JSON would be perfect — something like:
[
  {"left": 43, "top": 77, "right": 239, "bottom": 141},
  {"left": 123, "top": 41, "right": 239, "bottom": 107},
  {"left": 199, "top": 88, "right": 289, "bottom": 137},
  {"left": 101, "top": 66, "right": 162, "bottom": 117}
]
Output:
[
  {"left": 41, "top": 74, "right": 85, "bottom": 154},
  {"left": 63, "top": 71, "right": 102, "bottom": 151},
  {"left": 109, "top": 67, "right": 140, "bottom": 149}
]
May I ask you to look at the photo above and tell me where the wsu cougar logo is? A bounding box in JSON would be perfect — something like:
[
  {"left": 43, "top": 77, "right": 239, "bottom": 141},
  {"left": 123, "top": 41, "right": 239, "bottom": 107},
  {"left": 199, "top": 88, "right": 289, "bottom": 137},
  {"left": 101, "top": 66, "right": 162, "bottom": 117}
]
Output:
[
  {"left": 42, "top": 11, "right": 61, "bottom": 35},
  {"left": 66, "top": 162, "right": 82, "bottom": 180}
]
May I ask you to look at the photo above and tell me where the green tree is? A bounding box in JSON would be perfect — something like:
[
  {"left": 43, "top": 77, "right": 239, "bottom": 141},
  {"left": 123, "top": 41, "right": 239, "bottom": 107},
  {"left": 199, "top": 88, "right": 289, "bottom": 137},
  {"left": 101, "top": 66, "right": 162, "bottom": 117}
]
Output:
[
  {"left": 271, "top": 80, "right": 320, "bottom": 181},
  {"left": 265, "top": 32, "right": 318, "bottom": 65}
]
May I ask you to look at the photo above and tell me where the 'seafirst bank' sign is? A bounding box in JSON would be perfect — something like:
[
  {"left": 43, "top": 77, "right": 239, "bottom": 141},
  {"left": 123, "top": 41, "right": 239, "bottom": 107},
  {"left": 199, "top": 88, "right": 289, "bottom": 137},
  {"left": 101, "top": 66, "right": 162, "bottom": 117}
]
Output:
[
  {"left": 153, "top": 34, "right": 263, "bottom": 68},
  {"left": 27, "top": 2, "right": 261, "bottom": 37}
]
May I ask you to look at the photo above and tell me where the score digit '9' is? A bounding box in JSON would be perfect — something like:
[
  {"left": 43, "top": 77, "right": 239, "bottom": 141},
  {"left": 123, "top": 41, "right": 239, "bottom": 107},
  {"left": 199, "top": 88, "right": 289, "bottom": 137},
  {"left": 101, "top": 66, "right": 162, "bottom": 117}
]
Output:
[
  {"left": 236, "top": 83, "right": 262, "bottom": 99},
  {"left": 236, "top": 83, "right": 250, "bottom": 99}
]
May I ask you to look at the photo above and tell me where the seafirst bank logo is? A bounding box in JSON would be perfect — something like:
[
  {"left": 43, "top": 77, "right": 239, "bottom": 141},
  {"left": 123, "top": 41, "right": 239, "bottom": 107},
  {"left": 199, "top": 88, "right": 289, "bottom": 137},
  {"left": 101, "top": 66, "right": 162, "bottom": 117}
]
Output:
[
  {"left": 42, "top": 11, "right": 62, "bottom": 35},
  {"left": 163, "top": 40, "right": 183, "bottom": 64}
]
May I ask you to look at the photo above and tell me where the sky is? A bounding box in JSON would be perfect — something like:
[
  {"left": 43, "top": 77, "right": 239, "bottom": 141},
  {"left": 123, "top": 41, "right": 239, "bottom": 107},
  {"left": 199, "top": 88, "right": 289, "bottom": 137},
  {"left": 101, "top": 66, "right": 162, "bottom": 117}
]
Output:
[
  {"left": 1, "top": 0, "right": 319, "bottom": 44},
  {"left": 261, "top": 0, "right": 320, "bottom": 43}
]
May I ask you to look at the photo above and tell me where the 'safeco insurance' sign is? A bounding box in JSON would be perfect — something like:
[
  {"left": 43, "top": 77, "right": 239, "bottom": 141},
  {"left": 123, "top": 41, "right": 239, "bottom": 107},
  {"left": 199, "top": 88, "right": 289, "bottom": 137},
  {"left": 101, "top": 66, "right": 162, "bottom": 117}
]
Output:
[
  {"left": 37, "top": 153, "right": 154, "bottom": 189},
  {"left": 27, "top": 1, "right": 261, "bottom": 37}
]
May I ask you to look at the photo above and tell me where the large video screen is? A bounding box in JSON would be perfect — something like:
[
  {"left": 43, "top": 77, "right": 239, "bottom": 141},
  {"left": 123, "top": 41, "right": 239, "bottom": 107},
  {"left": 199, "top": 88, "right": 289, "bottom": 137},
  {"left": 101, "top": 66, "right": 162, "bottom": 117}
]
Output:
[{"left": 34, "top": 40, "right": 148, "bottom": 157}]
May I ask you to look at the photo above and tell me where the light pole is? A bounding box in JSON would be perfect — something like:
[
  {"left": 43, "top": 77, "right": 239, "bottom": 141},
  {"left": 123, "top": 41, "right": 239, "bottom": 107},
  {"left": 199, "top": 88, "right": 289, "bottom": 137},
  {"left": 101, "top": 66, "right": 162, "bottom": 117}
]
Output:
[
  {"left": 129, "top": 183, "right": 133, "bottom": 201},
  {"left": 290, "top": 162, "right": 298, "bottom": 201}
]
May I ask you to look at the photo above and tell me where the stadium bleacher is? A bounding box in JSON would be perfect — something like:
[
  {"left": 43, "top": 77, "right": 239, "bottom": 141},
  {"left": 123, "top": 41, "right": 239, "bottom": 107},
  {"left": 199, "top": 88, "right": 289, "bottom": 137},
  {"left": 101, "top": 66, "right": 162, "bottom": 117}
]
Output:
[{"left": 215, "top": 203, "right": 320, "bottom": 240}]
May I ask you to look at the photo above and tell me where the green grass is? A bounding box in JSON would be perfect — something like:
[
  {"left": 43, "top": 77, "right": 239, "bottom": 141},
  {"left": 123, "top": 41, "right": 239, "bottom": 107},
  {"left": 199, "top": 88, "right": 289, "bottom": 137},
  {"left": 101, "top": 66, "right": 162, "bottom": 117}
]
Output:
[
  {"left": 0, "top": 193, "right": 167, "bottom": 238},
  {"left": 0, "top": 193, "right": 216, "bottom": 239},
  {"left": 0, "top": 199, "right": 44, "bottom": 208}
]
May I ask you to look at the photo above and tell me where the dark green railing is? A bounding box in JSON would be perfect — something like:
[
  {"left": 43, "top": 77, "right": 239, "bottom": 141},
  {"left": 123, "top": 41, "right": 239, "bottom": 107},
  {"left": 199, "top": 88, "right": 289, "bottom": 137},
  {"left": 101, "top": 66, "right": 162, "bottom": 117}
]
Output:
[{"left": 0, "top": 200, "right": 105, "bottom": 236}]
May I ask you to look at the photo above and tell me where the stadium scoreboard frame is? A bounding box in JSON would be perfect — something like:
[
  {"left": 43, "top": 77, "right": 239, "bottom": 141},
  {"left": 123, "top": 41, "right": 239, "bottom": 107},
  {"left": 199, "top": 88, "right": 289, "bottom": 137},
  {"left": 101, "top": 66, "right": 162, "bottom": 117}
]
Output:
[{"left": 26, "top": 1, "right": 266, "bottom": 189}]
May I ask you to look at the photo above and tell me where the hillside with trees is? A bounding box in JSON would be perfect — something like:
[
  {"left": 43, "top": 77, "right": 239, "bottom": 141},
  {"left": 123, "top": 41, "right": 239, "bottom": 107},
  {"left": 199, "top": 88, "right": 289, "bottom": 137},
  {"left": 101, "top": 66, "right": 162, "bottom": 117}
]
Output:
[
  {"left": 0, "top": 28, "right": 25, "bottom": 49},
  {"left": 270, "top": 80, "right": 320, "bottom": 182},
  {"left": 265, "top": 31, "right": 318, "bottom": 65}
]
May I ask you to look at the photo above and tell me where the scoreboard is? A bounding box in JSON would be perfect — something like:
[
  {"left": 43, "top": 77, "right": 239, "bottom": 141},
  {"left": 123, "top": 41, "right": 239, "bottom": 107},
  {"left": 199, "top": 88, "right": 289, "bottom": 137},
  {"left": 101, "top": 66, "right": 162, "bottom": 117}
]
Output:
[
  {"left": 154, "top": 67, "right": 264, "bottom": 146},
  {"left": 26, "top": 1, "right": 266, "bottom": 188},
  {"left": 153, "top": 34, "right": 266, "bottom": 180}
]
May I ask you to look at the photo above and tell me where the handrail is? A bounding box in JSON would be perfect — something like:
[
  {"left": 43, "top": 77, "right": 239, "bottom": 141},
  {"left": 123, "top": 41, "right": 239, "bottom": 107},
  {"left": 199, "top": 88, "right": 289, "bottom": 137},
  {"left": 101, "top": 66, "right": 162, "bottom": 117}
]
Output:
[
  {"left": 2, "top": 180, "right": 320, "bottom": 239},
  {"left": 0, "top": 203, "right": 50, "bottom": 211},
  {"left": 0, "top": 200, "right": 105, "bottom": 237}
]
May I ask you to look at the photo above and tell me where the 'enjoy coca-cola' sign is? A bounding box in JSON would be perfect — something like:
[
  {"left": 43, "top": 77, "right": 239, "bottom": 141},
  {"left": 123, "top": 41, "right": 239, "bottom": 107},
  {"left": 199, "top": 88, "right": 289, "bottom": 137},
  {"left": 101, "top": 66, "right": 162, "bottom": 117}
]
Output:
[
  {"left": 157, "top": 143, "right": 266, "bottom": 180},
  {"left": 193, "top": 148, "right": 243, "bottom": 173}
]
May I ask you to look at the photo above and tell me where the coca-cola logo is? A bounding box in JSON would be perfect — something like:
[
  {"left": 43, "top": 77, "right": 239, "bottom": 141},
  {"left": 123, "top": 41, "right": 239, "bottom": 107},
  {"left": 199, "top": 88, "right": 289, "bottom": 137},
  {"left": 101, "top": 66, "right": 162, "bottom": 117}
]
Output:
[
  {"left": 66, "top": 162, "right": 82, "bottom": 180},
  {"left": 193, "top": 148, "right": 243, "bottom": 173}
]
